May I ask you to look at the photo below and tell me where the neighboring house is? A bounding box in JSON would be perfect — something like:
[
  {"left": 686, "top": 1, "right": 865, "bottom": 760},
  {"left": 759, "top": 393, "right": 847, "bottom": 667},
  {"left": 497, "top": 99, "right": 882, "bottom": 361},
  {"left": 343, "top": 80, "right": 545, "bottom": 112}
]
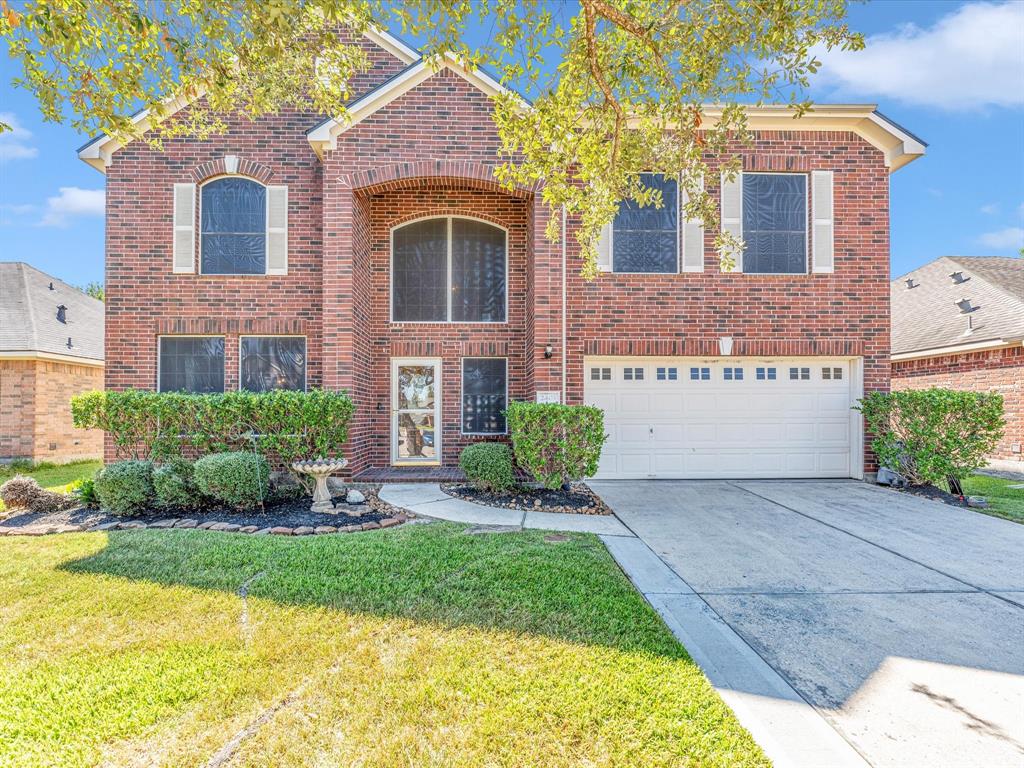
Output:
[
  {"left": 78, "top": 27, "right": 925, "bottom": 480},
  {"left": 891, "top": 256, "right": 1023, "bottom": 473},
  {"left": 0, "top": 262, "right": 105, "bottom": 463}
]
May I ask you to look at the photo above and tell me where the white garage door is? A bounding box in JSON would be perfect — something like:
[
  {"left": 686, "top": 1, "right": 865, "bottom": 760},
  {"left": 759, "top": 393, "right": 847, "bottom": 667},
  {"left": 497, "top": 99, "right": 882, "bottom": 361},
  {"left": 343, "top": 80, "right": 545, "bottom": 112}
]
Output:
[{"left": 585, "top": 357, "right": 858, "bottom": 479}]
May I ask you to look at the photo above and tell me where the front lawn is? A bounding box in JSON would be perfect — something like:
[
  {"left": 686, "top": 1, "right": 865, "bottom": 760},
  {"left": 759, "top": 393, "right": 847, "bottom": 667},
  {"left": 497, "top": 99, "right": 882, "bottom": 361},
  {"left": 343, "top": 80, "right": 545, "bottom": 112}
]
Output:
[
  {"left": 959, "top": 474, "right": 1024, "bottom": 523},
  {"left": 0, "top": 524, "right": 767, "bottom": 768},
  {"left": 0, "top": 460, "right": 101, "bottom": 513}
]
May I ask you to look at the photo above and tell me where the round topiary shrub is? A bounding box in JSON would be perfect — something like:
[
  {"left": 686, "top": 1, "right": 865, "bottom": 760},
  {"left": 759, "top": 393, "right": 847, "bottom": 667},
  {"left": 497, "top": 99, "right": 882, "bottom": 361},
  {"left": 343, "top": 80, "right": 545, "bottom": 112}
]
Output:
[
  {"left": 153, "top": 458, "right": 204, "bottom": 509},
  {"left": 1, "top": 475, "right": 44, "bottom": 510},
  {"left": 459, "top": 442, "right": 516, "bottom": 492},
  {"left": 193, "top": 452, "right": 270, "bottom": 509},
  {"left": 94, "top": 460, "right": 155, "bottom": 515}
]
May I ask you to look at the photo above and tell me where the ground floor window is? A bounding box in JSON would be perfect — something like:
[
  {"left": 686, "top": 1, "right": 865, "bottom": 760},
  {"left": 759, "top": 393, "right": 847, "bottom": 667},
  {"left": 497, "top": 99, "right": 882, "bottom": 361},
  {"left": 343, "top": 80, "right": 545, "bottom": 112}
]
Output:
[
  {"left": 240, "top": 336, "right": 306, "bottom": 392},
  {"left": 462, "top": 357, "right": 507, "bottom": 434},
  {"left": 158, "top": 336, "right": 225, "bottom": 393}
]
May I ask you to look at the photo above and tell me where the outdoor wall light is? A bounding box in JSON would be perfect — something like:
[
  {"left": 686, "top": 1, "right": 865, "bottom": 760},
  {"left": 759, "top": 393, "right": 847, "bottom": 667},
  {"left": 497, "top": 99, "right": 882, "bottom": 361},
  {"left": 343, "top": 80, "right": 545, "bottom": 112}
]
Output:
[{"left": 544, "top": 344, "right": 554, "bottom": 359}]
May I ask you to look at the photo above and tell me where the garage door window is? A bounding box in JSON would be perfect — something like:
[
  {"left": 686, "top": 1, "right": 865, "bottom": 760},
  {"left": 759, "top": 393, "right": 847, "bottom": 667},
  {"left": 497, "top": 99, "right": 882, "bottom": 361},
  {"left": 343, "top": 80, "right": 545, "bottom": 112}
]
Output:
[
  {"left": 690, "top": 367, "right": 710, "bottom": 381},
  {"left": 789, "top": 367, "right": 810, "bottom": 380},
  {"left": 756, "top": 367, "right": 777, "bottom": 380},
  {"left": 723, "top": 367, "right": 744, "bottom": 381},
  {"left": 590, "top": 367, "right": 611, "bottom": 381},
  {"left": 623, "top": 367, "right": 645, "bottom": 381},
  {"left": 822, "top": 367, "right": 843, "bottom": 380},
  {"left": 656, "top": 367, "right": 678, "bottom": 381}
]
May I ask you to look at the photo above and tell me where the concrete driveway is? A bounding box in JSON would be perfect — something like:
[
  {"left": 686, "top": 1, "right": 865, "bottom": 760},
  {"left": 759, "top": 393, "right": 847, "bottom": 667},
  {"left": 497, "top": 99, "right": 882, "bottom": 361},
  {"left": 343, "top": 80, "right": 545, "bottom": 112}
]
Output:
[{"left": 590, "top": 479, "right": 1024, "bottom": 768}]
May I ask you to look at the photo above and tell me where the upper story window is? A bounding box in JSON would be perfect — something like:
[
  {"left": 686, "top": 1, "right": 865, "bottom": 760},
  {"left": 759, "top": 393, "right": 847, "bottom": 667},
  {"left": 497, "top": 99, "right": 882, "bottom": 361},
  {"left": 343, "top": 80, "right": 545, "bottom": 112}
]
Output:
[
  {"left": 609, "top": 173, "right": 678, "bottom": 273},
  {"left": 742, "top": 173, "right": 807, "bottom": 274},
  {"left": 391, "top": 216, "right": 507, "bottom": 323},
  {"left": 201, "top": 178, "right": 266, "bottom": 274}
]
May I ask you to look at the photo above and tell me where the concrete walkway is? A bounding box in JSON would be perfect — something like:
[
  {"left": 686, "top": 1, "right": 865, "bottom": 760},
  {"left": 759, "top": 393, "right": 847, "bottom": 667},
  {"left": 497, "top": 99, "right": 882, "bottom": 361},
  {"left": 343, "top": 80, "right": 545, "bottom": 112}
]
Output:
[
  {"left": 376, "top": 484, "right": 633, "bottom": 536},
  {"left": 592, "top": 479, "right": 1024, "bottom": 768}
]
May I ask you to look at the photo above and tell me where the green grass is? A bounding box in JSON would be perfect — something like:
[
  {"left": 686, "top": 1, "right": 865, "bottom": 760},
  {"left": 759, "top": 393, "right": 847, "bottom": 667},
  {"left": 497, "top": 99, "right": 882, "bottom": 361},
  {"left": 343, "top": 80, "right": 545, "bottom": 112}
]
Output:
[
  {"left": 958, "top": 474, "right": 1024, "bottom": 523},
  {"left": 0, "top": 460, "right": 102, "bottom": 514},
  {"left": 0, "top": 524, "right": 767, "bottom": 768}
]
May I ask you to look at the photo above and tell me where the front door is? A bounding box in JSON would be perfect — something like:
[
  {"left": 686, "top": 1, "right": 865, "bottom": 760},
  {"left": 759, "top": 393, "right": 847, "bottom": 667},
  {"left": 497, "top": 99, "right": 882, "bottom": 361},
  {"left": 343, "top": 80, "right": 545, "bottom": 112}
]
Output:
[{"left": 391, "top": 358, "right": 442, "bottom": 465}]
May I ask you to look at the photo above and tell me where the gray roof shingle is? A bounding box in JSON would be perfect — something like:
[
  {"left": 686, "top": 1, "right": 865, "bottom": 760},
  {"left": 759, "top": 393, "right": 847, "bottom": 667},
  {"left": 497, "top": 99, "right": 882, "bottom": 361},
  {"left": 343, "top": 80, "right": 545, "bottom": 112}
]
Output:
[
  {"left": 891, "top": 256, "right": 1024, "bottom": 355},
  {"left": 0, "top": 262, "right": 104, "bottom": 362}
]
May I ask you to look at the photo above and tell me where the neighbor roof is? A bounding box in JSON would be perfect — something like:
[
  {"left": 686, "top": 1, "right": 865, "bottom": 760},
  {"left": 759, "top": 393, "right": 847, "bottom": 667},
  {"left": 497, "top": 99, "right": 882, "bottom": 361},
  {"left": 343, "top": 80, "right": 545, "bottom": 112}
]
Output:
[
  {"left": 0, "top": 262, "right": 104, "bottom": 364},
  {"left": 891, "top": 256, "right": 1024, "bottom": 357}
]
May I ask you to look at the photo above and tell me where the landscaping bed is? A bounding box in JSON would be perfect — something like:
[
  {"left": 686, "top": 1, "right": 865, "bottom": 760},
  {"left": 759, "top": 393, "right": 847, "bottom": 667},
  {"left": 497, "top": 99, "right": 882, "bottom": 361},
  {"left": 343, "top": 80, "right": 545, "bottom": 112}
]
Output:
[
  {"left": 0, "top": 485, "right": 411, "bottom": 537},
  {"left": 441, "top": 482, "right": 610, "bottom": 515}
]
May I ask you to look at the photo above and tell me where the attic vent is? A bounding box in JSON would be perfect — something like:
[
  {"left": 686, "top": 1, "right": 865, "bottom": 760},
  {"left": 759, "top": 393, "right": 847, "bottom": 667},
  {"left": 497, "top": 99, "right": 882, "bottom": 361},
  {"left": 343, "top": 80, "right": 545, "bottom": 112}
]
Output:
[
  {"left": 66, "top": 337, "right": 73, "bottom": 349},
  {"left": 48, "top": 282, "right": 54, "bottom": 290},
  {"left": 904, "top": 278, "right": 918, "bottom": 289},
  {"left": 950, "top": 271, "right": 968, "bottom": 284},
  {"left": 56, "top": 304, "right": 68, "bottom": 323},
  {"left": 956, "top": 298, "right": 978, "bottom": 314}
]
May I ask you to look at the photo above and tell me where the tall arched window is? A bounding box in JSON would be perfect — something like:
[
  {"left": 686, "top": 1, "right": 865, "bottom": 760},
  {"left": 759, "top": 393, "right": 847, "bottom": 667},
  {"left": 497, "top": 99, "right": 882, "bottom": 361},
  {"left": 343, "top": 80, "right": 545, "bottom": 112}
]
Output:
[
  {"left": 200, "top": 178, "right": 266, "bottom": 274},
  {"left": 391, "top": 216, "right": 507, "bottom": 323}
]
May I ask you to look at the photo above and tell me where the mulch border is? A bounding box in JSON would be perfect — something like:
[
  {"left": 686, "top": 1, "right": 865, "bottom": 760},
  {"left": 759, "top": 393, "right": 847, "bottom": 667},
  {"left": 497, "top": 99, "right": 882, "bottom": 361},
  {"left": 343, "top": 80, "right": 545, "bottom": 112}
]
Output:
[{"left": 440, "top": 482, "right": 611, "bottom": 516}]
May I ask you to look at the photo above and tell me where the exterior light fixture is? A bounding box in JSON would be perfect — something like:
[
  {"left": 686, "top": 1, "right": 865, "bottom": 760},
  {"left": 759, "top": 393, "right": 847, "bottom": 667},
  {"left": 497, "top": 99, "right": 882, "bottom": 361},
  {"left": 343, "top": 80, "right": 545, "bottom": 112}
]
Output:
[
  {"left": 719, "top": 336, "right": 733, "bottom": 356},
  {"left": 544, "top": 344, "right": 554, "bottom": 359}
]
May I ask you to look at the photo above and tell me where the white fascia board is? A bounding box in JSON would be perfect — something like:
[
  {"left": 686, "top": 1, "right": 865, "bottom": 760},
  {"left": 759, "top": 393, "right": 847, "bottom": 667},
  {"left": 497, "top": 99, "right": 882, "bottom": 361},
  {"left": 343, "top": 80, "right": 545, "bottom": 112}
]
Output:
[
  {"left": 363, "top": 26, "right": 419, "bottom": 65},
  {"left": 0, "top": 350, "right": 104, "bottom": 367},
  {"left": 891, "top": 338, "right": 1022, "bottom": 361}
]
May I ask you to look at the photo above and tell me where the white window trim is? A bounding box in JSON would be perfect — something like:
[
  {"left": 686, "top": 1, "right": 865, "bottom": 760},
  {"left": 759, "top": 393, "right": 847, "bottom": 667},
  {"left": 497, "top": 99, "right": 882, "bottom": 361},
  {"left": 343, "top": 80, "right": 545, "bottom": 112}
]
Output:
[
  {"left": 460, "top": 356, "right": 509, "bottom": 436},
  {"left": 157, "top": 334, "right": 226, "bottom": 393},
  {"left": 606, "top": 173, "right": 682, "bottom": 275},
  {"left": 237, "top": 335, "right": 308, "bottom": 392},
  {"left": 197, "top": 176, "right": 272, "bottom": 276},
  {"left": 391, "top": 357, "right": 443, "bottom": 466},
  {"left": 389, "top": 215, "right": 509, "bottom": 324},
  {"left": 738, "top": 171, "right": 810, "bottom": 276}
]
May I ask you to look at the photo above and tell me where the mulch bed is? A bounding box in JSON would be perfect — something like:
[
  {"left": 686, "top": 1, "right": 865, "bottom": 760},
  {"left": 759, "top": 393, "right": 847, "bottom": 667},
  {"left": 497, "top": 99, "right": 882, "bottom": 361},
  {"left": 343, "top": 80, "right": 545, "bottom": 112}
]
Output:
[
  {"left": 441, "top": 482, "right": 610, "bottom": 516},
  {"left": 897, "top": 483, "right": 968, "bottom": 508},
  {"left": 0, "top": 485, "right": 413, "bottom": 537}
]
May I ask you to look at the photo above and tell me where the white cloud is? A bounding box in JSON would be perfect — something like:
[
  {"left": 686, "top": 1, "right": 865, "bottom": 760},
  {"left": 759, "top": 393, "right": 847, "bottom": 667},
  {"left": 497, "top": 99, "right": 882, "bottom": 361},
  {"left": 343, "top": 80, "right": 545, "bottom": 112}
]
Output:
[
  {"left": 814, "top": 2, "right": 1024, "bottom": 110},
  {"left": 0, "top": 112, "right": 38, "bottom": 162},
  {"left": 978, "top": 227, "right": 1024, "bottom": 249},
  {"left": 38, "top": 187, "right": 105, "bottom": 227},
  {"left": 980, "top": 203, "right": 999, "bottom": 215}
]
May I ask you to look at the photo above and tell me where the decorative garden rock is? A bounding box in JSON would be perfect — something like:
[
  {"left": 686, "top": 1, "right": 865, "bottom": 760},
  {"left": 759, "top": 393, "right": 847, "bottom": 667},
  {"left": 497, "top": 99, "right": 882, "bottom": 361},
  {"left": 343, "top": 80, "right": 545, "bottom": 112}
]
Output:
[
  {"left": 291, "top": 458, "right": 349, "bottom": 513},
  {"left": 345, "top": 489, "right": 366, "bottom": 504}
]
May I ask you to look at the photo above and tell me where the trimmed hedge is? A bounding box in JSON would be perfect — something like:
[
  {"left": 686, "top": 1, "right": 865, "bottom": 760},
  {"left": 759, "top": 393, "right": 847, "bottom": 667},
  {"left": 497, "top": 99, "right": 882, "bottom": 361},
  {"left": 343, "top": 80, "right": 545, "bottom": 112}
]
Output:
[
  {"left": 71, "top": 389, "right": 355, "bottom": 468},
  {"left": 193, "top": 452, "right": 270, "bottom": 508},
  {"left": 95, "top": 460, "right": 155, "bottom": 515},
  {"left": 506, "top": 402, "right": 607, "bottom": 489},
  {"left": 857, "top": 388, "right": 1005, "bottom": 486},
  {"left": 459, "top": 443, "right": 516, "bottom": 492},
  {"left": 153, "top": 458, "right": 203, "bottom": 509}
]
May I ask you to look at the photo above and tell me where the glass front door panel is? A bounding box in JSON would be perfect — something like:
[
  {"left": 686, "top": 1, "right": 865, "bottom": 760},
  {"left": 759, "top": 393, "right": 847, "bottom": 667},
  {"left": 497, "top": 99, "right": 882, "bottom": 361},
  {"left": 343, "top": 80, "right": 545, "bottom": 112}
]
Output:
[
  {"left": 396, "top": 413, "right": 436, "bottom": 461},
  {"left": 398, "top": 366, "right": 435, "bottom": 410},
  {"left": 393, "top": 360, "right": 441, "bottom": 465}
]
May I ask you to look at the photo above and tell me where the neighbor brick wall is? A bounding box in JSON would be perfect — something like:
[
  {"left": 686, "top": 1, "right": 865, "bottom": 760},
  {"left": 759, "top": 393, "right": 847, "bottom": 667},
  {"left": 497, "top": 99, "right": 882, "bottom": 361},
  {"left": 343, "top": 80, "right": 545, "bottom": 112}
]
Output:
[
  {"left": 0, "top": 359, "right": 103, "bottom": 463},
  {"left": 892, "top": 345, "right": 1024, "bottom": 465}
]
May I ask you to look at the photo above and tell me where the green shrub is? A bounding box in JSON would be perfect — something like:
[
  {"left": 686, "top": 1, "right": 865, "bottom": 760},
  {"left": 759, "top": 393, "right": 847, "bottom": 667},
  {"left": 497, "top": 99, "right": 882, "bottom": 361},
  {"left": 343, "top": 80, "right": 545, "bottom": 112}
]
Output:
[
  {"left": 71, "top": 389, "right": 355, "bottom": 470},
  {"left": 193, "top": 452, "right": 270, "bottom": 508},
  {"left": 153, "top": 458, "right": 204, "bottom": 509},
  {"left": 72, "top": 477, "right": 99, "bottom": 507},
  {"left": 459, "top": 443, "right": 516, "bottom": 492},
  {"left": 506, "top": 402, "right": 607, "bottom": 490},
  {"left": 857, "top": 388, "right": 1005, "bottom": 486},
  {"left": 94, "top": 460, "right": 155, "bottom": 515}
]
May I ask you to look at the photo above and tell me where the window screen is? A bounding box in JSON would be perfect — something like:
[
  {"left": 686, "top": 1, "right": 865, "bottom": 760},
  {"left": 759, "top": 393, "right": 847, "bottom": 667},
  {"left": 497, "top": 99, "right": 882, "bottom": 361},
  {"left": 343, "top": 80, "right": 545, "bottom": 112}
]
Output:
[
  {"left": 613, "top": 173, "right": 678, "bottom": 273},
  {"left": 392, "top": 218, "right": 448, "bottom": 321},
  {"left": 742, "top": 174, "right": 807, "bottom": 274},
  {"left": 393, "top": 218, "right": 506, "bottom": 323},
  {"left": 452, "top": 218, "right": 506, "bottom": 322},
  {"left": 241, "top": 337, "right": 306, "bottom": 392},
  {"left": 462, "top": 358, "right": 507, "bottom": 434},
  {"left": 201, "top": 178, "right": 266, "bottom": 274},
  {"left": 159, "top": 337, "right": 224, "bottom": 393}
]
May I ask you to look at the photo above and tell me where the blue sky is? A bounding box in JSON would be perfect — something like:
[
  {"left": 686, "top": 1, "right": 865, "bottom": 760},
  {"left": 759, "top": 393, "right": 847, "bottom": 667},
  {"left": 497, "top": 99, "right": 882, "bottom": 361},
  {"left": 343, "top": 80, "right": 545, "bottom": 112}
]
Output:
[{"left": 1, "top": 0, "right": 1022, "bottom": 287}]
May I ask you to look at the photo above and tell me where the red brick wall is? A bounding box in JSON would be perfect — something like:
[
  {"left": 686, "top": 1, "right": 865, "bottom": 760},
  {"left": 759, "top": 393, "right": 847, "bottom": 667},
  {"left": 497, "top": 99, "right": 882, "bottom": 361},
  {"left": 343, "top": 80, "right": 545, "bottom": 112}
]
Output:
[
  {"left": 0, "top": 360, "right": 35, "bottom": 461},
  {"left": 892, "top": 345, "right": 1024, "bottom": 466}
]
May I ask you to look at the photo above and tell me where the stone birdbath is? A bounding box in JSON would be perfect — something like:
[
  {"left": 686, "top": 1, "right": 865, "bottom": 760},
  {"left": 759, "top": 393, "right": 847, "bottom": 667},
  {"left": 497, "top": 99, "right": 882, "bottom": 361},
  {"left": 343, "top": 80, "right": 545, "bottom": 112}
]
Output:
[{"left": 291, "top": 458, "right": 348, "bottom": 513}]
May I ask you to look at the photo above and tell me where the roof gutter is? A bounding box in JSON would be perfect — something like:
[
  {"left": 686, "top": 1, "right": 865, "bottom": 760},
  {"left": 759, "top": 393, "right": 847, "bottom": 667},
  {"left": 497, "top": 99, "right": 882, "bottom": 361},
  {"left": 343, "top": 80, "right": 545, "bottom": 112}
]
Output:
[{"left": 891, "top": 337, "right": 1023, "bottom": 362}]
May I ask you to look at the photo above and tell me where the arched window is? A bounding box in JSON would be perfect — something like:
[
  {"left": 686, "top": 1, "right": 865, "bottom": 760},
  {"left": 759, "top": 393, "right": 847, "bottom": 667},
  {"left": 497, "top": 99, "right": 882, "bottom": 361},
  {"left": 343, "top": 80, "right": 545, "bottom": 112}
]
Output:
[
  {"left": 391, "top": 216, "right": 507, "bottom": 323},
  {"left": 200, "top": 178, "right": 266, "bottom": 274}
]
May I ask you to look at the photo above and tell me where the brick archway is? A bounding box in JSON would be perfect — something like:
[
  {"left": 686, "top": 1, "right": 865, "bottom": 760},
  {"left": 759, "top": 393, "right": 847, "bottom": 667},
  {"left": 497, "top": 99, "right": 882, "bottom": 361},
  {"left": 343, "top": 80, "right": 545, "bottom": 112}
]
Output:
[
  {"left": 340, "top": 160, "right": 537, "bottom": 199},
  {"left": 189, "top": 156, "right": 275, "bottom": 184}
]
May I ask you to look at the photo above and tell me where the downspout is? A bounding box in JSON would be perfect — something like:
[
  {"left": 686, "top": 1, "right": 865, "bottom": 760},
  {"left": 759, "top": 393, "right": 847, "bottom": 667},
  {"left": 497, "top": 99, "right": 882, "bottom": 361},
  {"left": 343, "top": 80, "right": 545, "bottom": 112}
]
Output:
[{"left": 561, "top": 204, "right": 567, "bottom": 403}]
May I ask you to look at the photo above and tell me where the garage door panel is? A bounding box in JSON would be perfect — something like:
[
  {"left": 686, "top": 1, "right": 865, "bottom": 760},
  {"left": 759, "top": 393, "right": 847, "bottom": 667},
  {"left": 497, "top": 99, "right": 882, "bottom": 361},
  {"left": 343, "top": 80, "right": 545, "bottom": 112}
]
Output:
[{"left": 587, "top": 356, "right": 856, "bottom": 479}]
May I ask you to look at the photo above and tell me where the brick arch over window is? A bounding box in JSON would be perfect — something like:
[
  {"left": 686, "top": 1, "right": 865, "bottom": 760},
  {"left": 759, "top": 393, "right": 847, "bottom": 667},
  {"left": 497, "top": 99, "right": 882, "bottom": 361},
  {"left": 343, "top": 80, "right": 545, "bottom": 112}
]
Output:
[
  {"left": 189, "top": 156, "right": 275, "bottom": 185},
  {"left": 343, "top": 160, "right": 538, "bottom": 199},
  {"left": 386, "top": 209, "right": 511, "bottom": 232}
]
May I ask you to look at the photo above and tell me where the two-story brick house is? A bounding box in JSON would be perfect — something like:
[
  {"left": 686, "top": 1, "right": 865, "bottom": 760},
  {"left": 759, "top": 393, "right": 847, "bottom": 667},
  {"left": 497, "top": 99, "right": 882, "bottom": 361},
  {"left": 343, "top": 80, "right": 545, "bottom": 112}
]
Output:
[{"left": 79, "top": 27, "right": 925, "bottom": 481}]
